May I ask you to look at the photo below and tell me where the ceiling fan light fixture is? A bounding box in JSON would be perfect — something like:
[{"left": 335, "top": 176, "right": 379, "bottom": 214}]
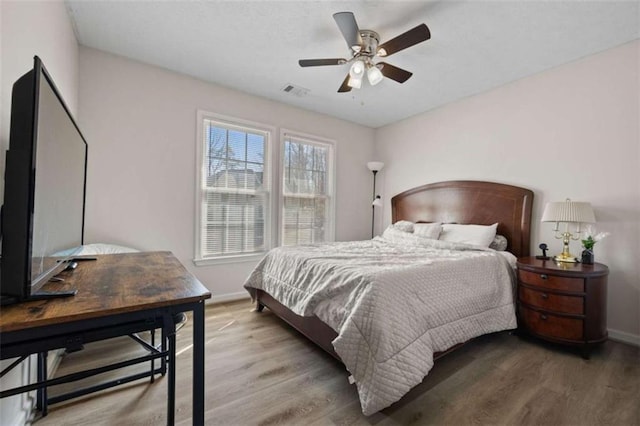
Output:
[
  {"left": 367, "top": 65, "right": 383, "bottom": 86},
  {"left": 347, "top": 76, "right": 362, "bottom": 89},
  {"left": 349, "top": 60, "right": 365, "bottom": 78},
  {"left": 348, "top": 60, "right": 365, "bottom": 88}
]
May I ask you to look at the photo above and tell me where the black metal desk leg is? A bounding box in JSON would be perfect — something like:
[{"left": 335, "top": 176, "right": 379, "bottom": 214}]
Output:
[
  {"left": 161, "top": 325, "right": 167, "bottom": 376},
  {"left": 166, "top": 318, "right": 176, "bottom": 426},
  {"left": 36, "top": 352, "right": 48, "bottom": 416},
  {"left": 150, "top": 329, "right": 155, "bottom": 384},
  {"left": 193, "top": 302, "right": 205, "bottom": 425}
]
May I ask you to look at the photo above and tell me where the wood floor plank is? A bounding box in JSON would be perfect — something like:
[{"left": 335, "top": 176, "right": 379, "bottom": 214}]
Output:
[{"left": 35, "top": 300, "right": 640, "bottom": 425}]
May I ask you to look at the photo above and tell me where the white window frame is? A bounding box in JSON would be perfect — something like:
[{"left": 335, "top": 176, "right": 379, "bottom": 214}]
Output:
[
  {"left": 278, "top": 129, "right": 336, "bottom": 246},
  {"left": 194, "top": 110, "right": 275, "bottom": 265}
]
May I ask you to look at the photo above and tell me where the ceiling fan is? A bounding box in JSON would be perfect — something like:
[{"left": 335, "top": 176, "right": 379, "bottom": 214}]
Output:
[{"left": 299, "top": 12, "right": 431, "bottom": 93}]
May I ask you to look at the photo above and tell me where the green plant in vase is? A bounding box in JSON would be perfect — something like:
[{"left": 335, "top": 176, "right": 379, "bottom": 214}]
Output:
[{"left": 581, "top": 226, "right": 610, "bottom": 264}]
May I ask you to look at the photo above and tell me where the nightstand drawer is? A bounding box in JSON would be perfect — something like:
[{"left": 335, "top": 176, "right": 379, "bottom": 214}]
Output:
[
  {"left": 519, "top": 286, "right": 584, "bottom": 314},
  {"left": 519, "top": 306, "right": 583, "bottom": 341},
  {"left": 518, "top": 269, "right": 584, "bottom": 292}
]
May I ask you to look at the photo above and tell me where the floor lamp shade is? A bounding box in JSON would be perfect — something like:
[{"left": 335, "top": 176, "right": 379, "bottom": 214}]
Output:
[{"left": 367, "top": 161, "right": 384, "bottom": 172}]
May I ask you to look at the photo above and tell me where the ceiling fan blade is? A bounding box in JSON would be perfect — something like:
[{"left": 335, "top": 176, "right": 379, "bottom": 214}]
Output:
[
  {"left": 299, "top": 58, "right": 346, "bottom": 67},
  {"left": 337, "top": 74, "right": 352, "bottom": 93},
  {"left": 378, "top": 62, "right": 413, "bottom": 83},
  {"left": 333, "top": 12, "right": 362, "bottom": 49},
  {"left": 377, "top": 24, "right": 431, "bottom": 57}
]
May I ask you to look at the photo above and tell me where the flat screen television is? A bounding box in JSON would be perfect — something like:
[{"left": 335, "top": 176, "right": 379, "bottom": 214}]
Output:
[{"left": 1, "top": 56, "right": 88, "bottom": 305}]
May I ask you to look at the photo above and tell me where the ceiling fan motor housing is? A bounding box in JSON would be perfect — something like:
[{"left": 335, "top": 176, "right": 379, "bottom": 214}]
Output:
[{"left": 357, "top": 30, "right": 380, "bottom": 56}]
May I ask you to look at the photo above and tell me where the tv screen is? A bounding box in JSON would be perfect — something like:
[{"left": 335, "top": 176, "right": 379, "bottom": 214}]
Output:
[{"left": 1, "top": 57, "right": 87, "bottom": 304}]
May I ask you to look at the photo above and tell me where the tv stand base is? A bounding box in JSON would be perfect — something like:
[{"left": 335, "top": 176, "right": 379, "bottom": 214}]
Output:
[
  {"left": 0, "top": 290, "right": 77, "bottom": 306},
  {"left": 29, "top": 289, "right": 78, "bottom": 300}
]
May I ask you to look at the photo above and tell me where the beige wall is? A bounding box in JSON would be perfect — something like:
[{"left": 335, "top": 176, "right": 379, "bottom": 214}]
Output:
[
  {"left": 0, "top": 2, "right": 79, "bottom": 424},
  {"left": 375, "top": 40, "right": 640, "bottom": 342},
  {"left": 78, "top": 47, "right": 375, "bottom": 299},
  {"left": 1, "top": 0, "right": 79, "bottom": 149}
]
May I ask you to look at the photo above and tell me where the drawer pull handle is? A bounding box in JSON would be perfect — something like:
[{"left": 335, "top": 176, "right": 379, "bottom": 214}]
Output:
[
  {"left": 540, "top": 314, "right": 548, "bottom": 320},
  {"left": 540, "top": 274, "right": 548, "bottom": 280},
  {"left": 541, "top": 293, "right": 549, "bottom": 299}
]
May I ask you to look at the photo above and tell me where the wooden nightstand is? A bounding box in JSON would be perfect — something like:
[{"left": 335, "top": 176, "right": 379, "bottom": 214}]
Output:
[{"left": 516, "top": 257, "right": 608, "bottom": 358}]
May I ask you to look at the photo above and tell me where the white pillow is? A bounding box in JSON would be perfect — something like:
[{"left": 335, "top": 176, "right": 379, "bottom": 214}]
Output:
[
  {"left": 413, "top": 222, "right": 442, "bottom": 240},
  {"left": 393, "top": 220, "right": 415, "bottom": 233},
  {"left": 489, "top": 234, "right": 508, "bottom": 251},
  {"left": 439, "top": 223, "right": 498, "bottom": 248}
]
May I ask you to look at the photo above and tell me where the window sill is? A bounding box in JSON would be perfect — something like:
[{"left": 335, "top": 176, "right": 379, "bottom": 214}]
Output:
[{"left": 193, "top": 253, "right": 266, "bottom": 267}]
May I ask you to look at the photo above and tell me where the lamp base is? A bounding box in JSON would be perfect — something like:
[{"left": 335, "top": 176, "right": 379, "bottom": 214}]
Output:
[{"left": 554, "top": 253, "right": 579, "bottom": 263}]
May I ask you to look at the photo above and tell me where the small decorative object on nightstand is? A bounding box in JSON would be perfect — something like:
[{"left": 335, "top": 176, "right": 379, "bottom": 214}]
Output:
[
  {"left": 580, "top": 225, "right": 610, "bottom": 265},
  {"left": 516, "top": 257, "right": 608, "bottom": 359},
  {"left": 536, "top": 243, "right": 550, "bottom": 260}
]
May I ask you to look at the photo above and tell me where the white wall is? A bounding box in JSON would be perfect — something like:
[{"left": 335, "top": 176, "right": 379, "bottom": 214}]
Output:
[
  {"left": 375, "top": 40, "right": 640, "bottom": 342},
  {"left": 78, "top": 47, "right": 375, "bottom": 300},
  {"left": 1, "top": 1, "right": 79, "bottom": 151},
  {"left": 0, "top": 2, "right": 79, "bottom": 424}
]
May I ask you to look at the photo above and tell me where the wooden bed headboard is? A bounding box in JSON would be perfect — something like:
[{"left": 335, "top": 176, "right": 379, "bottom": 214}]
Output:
[{"left": 391, "top": 180, "right": 534, "bottom": 258}]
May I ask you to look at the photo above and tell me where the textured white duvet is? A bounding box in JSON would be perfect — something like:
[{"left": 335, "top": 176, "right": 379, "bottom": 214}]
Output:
[{"left": 244, "top": 227, "right": 517, "bottom": 415}]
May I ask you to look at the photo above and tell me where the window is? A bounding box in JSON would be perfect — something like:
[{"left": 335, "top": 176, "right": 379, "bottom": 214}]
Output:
[
  {"left": 280, "top": 132, "right": 335, "bottom": 246},
  {"left": 195, "top": 112, "right": 272, "bottom": 262},
  {"left": 195, "top": 113, "right": 335, "bottom": 263}
]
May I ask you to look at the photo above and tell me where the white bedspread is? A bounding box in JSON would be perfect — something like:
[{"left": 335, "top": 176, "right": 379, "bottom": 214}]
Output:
[{"left": 244, "top": 228, "right": 517, "bottom": 415}]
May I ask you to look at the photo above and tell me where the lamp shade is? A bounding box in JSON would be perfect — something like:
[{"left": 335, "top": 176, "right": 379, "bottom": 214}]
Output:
[
  {"left": 347, "top": 76, "right": 362, "bottom": 89},
  {"left": 541, "top": 199, "right": 596, "bottom": 223},
  {"left": 367, "top": 66, "right": 384, "bottom": 86},
  {"left": 372, "top": 196, "right": 382, "bottom": 207},
  {"left": 367, "top": 161, "right": 384, "bottom": 172},
  {"left": 348, "top": 60, "right": 365, "bottom": 89},
  {"left": 349, "top": 60, "right": 365, "bottom": 78}
]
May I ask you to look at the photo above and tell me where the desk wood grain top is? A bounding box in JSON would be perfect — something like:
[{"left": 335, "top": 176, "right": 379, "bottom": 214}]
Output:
[{"left": 0, "top": 251, "right": 211, "bottom": 333}]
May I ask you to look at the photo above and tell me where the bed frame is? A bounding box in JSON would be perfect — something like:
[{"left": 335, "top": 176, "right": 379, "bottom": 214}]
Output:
[{"left": 255, "top": 180, "right": 534, "bottom": 361}]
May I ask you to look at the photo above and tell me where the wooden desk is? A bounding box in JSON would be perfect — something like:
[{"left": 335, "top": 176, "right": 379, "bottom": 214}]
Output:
[{"left": 0, "top": 251, "right": 211, "bottom": 425}]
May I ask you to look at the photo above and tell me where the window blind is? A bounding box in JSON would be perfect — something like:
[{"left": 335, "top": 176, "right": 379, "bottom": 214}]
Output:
[
  {"left": 199, "top": 119, "right": 270, "bottom": 258},
  {"left": 281, "top": 135, "right": 333, "bottom": 246}
]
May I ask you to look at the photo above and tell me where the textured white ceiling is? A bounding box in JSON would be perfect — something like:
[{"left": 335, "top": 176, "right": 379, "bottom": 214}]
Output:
[{"left": 66, "top": 1, "right": 639, "bottom": 128}]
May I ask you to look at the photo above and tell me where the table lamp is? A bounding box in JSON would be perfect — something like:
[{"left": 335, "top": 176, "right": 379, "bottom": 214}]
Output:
[{"left": 541, "top": 198, "right": 596, "bottom": 263}]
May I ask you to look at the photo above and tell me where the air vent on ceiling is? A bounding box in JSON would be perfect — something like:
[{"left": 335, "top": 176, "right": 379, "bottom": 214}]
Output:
[{"left": 281, "top": 83, "right": 309, "bottom": 97}]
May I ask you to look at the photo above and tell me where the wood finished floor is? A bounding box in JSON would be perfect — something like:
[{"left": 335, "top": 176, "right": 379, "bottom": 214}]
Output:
[{"left": 36, "top": 300, "right": 639, "bottom": 426}]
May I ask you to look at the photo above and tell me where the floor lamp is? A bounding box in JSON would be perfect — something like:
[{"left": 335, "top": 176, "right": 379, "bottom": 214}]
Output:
[{"left": 367, "top": 161, "right": 384, "bottom": 238}]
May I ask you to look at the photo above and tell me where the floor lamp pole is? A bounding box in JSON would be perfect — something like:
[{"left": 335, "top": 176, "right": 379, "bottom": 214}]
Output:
[{"left": 371, "top": 170, "right": 378, "bottom": 238}]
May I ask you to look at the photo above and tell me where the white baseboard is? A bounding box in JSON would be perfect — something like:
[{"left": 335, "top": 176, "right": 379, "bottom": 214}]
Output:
[
  {"left": 22, "top": 350, "right": 64, "bottom": 424},
  {"left": 13, "top": 406, "right": 30, "bottom": 426},
  {"left": 608, "top": 328, "right": 640, "bottom": 347},
  {"left": 207, "top": 291, "right": 250, "bottom": 305},
  {"left": 47, "top": 349, "right": 64, "bottom": 378}
]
